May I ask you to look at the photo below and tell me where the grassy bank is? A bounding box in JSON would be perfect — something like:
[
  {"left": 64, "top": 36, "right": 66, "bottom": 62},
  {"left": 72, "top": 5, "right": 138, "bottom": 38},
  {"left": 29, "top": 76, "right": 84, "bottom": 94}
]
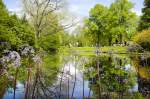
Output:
[
  {"left": 59, "top": 46, "right": 127, "bottom": 56},
  {"left": 66, "top": 46, "right": 127, "bottom": 53},
  {"left": 60, "top": 46, "right": 150, "bottom": 56}
]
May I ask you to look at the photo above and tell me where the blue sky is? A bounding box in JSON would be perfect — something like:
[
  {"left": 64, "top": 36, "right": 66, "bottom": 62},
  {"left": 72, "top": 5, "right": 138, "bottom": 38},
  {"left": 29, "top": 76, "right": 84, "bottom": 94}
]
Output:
[
  {"left": 4, "top": 0, "right": 21, "bottom": 13},
  {"left": 67, "top": 0, "right": 144, "bottom": 17},
  {"left": 4, "top": 0, "right": 144, "bottom": 17}
]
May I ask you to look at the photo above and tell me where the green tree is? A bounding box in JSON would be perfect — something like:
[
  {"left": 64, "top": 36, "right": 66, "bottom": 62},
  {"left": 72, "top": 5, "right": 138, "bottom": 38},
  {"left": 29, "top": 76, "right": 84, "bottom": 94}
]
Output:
[
  {"left": 133, "top": 29, "right": 150, "bottom": 51},
  {"left": 38, "top": 13, "right": 65, "bottom": 52},
  {"left": 109, "top": 0, "right": 138, "bottom": 43},
  {"left": 75, "top": 25, "right": 92, "bottom": 47},
  {"left": 82, "top": 0, "right": 138, "bottom": 47},
  {"left": 85, "top": 4, "right": 109, "bottom": 47},
  {"left": 61, "top": 32, "right": 71, "bottom": 47},
  {"left": 138, "top": 0, "right": 150, "bottom": 31},
  {"left": 0, "top": 0, "right": 35, "bottom": 52},
  {"left": 0, "top": 0, "right": 8, "bottom": 16},
  {"left": 22, "top": 0, "right": 63, "bottom": 49}
]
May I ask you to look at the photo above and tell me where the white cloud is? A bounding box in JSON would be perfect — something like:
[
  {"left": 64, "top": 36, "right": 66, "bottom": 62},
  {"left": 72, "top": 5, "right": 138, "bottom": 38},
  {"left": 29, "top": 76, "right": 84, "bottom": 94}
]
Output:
[
  {"left": 4, "top": 0, "right": 23, "bottom": 17},
  {"left": 132, "top": 9, "right": 142, "bottom": 16}
]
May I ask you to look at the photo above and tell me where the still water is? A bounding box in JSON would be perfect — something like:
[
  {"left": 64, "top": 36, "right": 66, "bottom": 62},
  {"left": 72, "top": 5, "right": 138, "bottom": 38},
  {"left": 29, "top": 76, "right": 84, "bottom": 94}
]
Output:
[{"left": 0, "top": 53, "right": 150, "bottom": 99}]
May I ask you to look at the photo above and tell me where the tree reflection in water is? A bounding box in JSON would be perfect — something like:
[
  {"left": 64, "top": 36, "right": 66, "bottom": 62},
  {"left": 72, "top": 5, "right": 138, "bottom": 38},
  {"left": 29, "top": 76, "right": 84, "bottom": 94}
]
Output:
[
  {"left": 0, "top": 53, "right": 150, "bottom": 99},
  {"left": 131, "top": 54, "right": 150, "bottom": 98}
]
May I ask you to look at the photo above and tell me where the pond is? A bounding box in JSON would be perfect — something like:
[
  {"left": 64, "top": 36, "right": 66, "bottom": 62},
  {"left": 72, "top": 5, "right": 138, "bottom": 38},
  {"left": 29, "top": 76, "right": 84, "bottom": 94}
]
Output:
[{"left": 0, "top": 52, "right": 150, "bottom": 99}]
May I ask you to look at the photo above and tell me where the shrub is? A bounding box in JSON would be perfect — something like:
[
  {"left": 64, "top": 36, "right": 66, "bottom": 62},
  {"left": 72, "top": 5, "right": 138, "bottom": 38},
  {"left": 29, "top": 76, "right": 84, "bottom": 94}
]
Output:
[
  {"left": 127, "top": 43, "right": 144, "bottom": 53},
  {"left": 133, "top": 29, "right": 150, "bottom": 51}
]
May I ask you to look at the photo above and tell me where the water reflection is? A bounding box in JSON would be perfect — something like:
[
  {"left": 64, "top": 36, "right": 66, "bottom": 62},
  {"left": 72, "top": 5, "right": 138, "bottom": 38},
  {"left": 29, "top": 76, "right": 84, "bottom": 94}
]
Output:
[
  {"left": 0, "top": 53, "right": 150, "bottom": 99},
  {"left": 131, "top": 55, "right": 150, "bottom": 97},
  {"left": 84, "top": 55, "right": 136, "bottom": 99}
]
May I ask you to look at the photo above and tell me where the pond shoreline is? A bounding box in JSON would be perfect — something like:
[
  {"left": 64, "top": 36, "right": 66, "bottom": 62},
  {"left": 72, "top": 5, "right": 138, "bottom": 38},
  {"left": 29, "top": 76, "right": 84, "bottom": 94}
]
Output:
[{"left": 61, "top": 47, "right": 150, "bottom": 55}]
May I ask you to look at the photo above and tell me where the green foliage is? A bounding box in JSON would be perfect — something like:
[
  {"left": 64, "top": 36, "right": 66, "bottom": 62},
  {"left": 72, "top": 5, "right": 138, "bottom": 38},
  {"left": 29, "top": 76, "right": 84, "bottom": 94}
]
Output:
[
  {"left": 39, "top": 33, "right": 60, "bottom": 52},
  {"left": 0, "top": 0, "right": 35, "bottom": 52},
  {"left": 38, "top": 13, "right": 64, "bottom": 52},
  {"left": 133, "top": 29, "right": 150, "bottom": 51},
  {"left": 74, "top": 24, "right": 94, "bottom": 47},
  {"left": 0, "top": 74, "right": 7, "bottom": 97},
  {"left": 61, "top": 32, "right": 72, "bottom": 46},
  {"left": 84, "top": 4, "right": 109, "bottom": 46},
  {"left": 132, "top": 92, "right": 144, "bottom": 99},
  {"left": 127, "top": 43, "right": 143, "bottom": 53},
  {"left": 0, "top": 15, "right": 35, "bottom": 51},
  {"left": 0, "top": 0, "right": 8, "bottom": 16},
  {"left": 0, "top": 0, "right": 68, "bottom": 54},
  {"left": 109, "top": 0, "right": 138, "bottom": 42},
  {"left": 81, "top": 0, "right": 138, "bottom": 47},
  {"left": 61, "top": 32, "right": 80, "bottom": 47},
  {"left": 84, "top": 55, "right": 136, "bottom": 98},
  {"left": 138, "top": 0, "right": 150, "bottom": 31}
]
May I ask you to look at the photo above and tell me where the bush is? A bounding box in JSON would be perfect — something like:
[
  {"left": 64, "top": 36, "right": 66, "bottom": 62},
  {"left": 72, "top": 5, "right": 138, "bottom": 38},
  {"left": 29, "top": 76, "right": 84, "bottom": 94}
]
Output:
[
  {"left": 127, "top": 43, "right": 143, "bottom": 53},
  {"left": 133, "top": 29, "right": 150, "bottom": 51}
]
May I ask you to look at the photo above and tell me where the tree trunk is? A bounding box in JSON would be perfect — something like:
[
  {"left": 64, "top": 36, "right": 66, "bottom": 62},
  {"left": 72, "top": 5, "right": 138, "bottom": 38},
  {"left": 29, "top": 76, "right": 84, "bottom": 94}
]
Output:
[
  {"left": 119, "top": 34, "right": 123, "bottom": 44},
  {"left": 108, "top": 37, "right": 112, "bottom": 46}
]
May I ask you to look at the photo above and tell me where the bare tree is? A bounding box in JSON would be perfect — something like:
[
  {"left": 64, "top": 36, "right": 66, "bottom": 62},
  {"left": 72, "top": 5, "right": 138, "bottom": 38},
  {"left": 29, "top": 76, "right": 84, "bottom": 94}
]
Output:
[{"left": 22, "top": 0, "right": 63, "bottom": 46}]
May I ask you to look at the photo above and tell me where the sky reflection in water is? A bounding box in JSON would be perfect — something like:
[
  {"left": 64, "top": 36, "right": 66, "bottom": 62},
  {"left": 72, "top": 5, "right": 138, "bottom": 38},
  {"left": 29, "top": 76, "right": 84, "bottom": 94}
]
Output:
[{"left": 0, "top": 54, "right": 150, "bottom": 99}]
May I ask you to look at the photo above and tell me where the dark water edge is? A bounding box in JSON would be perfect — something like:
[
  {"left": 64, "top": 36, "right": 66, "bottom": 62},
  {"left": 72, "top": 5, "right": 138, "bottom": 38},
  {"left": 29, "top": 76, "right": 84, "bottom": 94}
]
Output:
[{"left": 0, "top": 53, "right": 150, "bottom": 99}]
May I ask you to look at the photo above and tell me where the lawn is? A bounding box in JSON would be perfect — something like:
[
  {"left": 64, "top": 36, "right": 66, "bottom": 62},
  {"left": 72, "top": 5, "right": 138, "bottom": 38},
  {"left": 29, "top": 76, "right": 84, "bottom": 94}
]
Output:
[{"left": 62, "top": 46, "right": 127, "bottom": 54}]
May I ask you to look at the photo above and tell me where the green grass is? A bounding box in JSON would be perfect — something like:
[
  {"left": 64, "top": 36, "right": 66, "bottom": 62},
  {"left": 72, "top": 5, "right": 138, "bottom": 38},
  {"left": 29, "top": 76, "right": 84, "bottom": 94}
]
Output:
[
  {"left": 65, "top": 46, "right": 127, "bottom": 53},
  {"left": 100, "top": 46, "right": 127, "bottom": 53},
  {"left": 60, "top": 46, "right": 150, "bottom": 56},
  {"left": 59, "top": 46, "right": 126, "bottom": 56},
  {"left": 59, "top": 46, "right": 130, "bottom": 57}
]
